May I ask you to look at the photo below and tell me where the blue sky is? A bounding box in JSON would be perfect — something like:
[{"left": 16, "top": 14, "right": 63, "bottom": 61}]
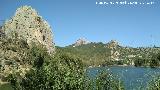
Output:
[{"left": 0, "top": 0, "right": 160, "bottom": 47}]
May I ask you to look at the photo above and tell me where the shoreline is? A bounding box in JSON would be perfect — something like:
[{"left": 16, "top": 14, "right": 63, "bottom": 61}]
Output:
[{"left": 88, "top": 65, "right": 160, "bottom": 68}]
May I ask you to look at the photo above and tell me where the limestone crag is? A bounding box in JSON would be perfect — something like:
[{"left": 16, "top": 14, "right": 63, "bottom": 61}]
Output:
[
  {"left": 106, "top": 40, "right": 120, "bottom": 61},
  {"left": 73, "top": 38, "right": 89, "bottom": 47},
  {"left": 2, "top": 6, "right": 54, "bottom": 53},
  {"left": 106, "top": 40, "right": 119, "bottom": 49}
]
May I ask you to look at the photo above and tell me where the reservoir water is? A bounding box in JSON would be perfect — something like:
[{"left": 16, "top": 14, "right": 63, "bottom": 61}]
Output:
[{"left": 87, "top": 66, "right": 160, "bottom": 90}]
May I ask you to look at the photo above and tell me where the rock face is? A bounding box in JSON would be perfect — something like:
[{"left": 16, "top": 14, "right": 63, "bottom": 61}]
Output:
[
  {"left": 73, "top": 38, "right": 89, "bottom": 47},
  {"left": 2, "top": 6, "right": 54, "bottom": 53},
  {"left": 106, "top": 40, "right": 119, "bottom": 49},
  {"left": 106, "top": 40, "right": 120, "bottom": 61}
]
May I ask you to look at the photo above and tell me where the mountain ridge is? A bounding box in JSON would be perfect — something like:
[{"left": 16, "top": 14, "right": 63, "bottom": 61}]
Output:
[{"left": 57, "top": 40, "right": 160, "bottom": 66}]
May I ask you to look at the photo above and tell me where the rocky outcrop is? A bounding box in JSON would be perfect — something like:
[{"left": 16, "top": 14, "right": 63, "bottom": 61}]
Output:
[
  {"left": 73, "top": 38, "right": 89, "bottom": 47},
  {"left": 110, "top": 50, "right": 120, "bottom": 61},
  {"left": 0, "top": 6, "right": 55, "bottom": 83},
  {"left": 2, "top": 6, "right": 54, "bottom": 54},
  {"left": 106, "top": 40, "right": 120, "bottom": 61},
  {"left": 106, "top": 40, "right": 119, "bottom": 49}
]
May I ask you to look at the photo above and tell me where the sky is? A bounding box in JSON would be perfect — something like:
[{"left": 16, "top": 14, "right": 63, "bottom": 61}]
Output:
[{"left": 0, "top": 0, "right": 160, "bottom": 47}]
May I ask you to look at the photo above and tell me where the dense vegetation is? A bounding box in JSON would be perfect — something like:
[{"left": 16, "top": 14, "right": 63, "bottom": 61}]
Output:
[
  {"left": 0, "top": 37, "right": 124, "bottom": 90},
  {"left": 1, "top": 36, "right": 160, "bottom": 90},
  {"left": 56, "top": 42, "right": 160, "bottom": 67},
  {"left": 56, "top": 42, "right": 111, "bottom": 66},
  {"left": 147, "top": 75, "right": 160, "bottom": 90},
  {"left": 95, "top": 71, "right": 124, "bottom": 90},
  {"left": 134, "top": 53, "right": 160, "bottom": 68}
]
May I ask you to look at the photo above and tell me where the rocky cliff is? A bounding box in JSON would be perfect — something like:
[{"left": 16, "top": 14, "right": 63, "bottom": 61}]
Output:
[
  {"left": 2, "top": 6, "right": 54, "bottom": 54},
  {"left": 0, "top": 6, "right": 55, "bottom": 83}
]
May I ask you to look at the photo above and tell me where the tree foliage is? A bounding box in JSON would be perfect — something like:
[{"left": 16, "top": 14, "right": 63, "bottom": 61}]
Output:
[
  {"left": 147, "top": 75, "right": 160, "bottom": 90},
  {"left": 7, "top": 44, "right": 125, "bottom": 90},
  {"left": 95, "top": 71, "right": 124, "bottom": 90},
  {"left": 150, "top": 53, "right": 160, "bottom": 68}
]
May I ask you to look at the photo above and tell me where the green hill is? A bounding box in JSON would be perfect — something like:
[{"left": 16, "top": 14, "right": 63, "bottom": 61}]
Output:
[{"left": 56, "top": 40, "right": 160, "bottom": 67}]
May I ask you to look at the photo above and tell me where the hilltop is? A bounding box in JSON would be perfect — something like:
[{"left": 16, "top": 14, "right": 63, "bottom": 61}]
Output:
[
  {"left": 72, "top": 38, "right": 89, "bottom": 47},
  {"left": 57, "top": 39, "right": 160, "bottom": 66}
]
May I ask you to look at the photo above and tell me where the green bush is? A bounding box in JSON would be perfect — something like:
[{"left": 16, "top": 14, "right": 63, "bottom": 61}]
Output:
[
  {"left": 28, "top": 43, "right": 52, "bottom": 67},
  {"left": 147, "top": 75, "right": 160, "bottom": 90},
  {"left": 43, "top": 53, "right": 86, "bottom": 90},
  {"left": 7, "top": 44, "right": 125, "bottom": 90},
  {"left": 95, "top": 71, "right": 124, "bottom": 90},
  {"left": 134, "top": 58, "right": 144, "bottom": 67},
  {"left": 134, "top": 57, "right": 150, "bottom": 67},
  {"left": 7, "top": 50, "right": 88, "bottom": 90},
  {"left": 150, "top": 53, "right": 160, "bottom": 68}
]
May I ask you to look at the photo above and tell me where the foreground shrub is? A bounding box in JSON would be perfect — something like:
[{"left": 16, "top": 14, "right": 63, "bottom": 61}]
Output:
[
  {"left": 7, "top": 52, "right": 88, "bottom": 90},
  {"left": 7, "top": 45, "right": 125, "bottom": 90},
  {"left": 95, "top": 71, "right": 124, "bottom": 90},
  {"left": 44, "top": 53, "right": 86, "bottom": 90},
  {"left": 147, "top": 75, "right": 160, "bottom": 90}
]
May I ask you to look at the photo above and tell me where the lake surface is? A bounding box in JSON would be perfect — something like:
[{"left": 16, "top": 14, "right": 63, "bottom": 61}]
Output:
[{"left": 87, "top": 66, "right": 160, "bottom": 90}]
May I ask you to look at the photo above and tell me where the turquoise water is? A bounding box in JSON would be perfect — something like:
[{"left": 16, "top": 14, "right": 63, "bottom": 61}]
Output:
[{"left": 87, "top": 66, "right": 160, "bottom": 90}]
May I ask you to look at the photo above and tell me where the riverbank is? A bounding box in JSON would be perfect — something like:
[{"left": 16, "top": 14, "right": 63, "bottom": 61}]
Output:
[{"left": 88, "top": 64, "right": 160, "bottom": 69}]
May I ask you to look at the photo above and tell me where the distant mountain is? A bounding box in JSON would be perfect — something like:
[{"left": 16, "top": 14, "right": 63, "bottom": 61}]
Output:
[
  {"left": 57, "top": 40, "right": 160, "bottom": 66},
  {"left": 72, "top": 38, "right": 89, "bottom": 47}
]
